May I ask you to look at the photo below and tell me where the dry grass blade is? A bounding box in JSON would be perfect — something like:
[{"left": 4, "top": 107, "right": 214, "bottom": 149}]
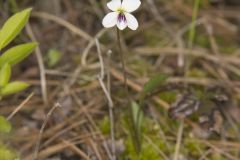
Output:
[
  {"left": 26, "top": 24, "right": 48, "bottom": 105},
  {"left": 62, "top": 140, "right": 91, "bottom": 160},
  {"left": 33, "top": 103, "right": 61, "bottom": 160},
  {"left": 173, "top": 120, "right": 184, "bottom": 160},
  {"left": 96, "top": 39, "right": 116, "bottom": 160},
  {"left": 32, "top": 11, "right": 92, "bottom": 41},
  {"left": 7, "top": 92, "right": 34, "bottom": 120}
]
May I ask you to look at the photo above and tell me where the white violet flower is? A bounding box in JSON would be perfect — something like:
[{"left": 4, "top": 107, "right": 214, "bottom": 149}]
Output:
[{"left": 102, "top": 0, "right": 141, "bottom": 30}]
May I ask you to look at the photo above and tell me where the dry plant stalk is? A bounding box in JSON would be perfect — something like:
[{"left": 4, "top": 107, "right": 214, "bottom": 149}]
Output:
[
  {"left": 96, "top": 39, "right": 116, "bottom": 160},
  {"left": 7, "top": 92, "right": 34, "bottom": 120},
  {"left": 33, "top": 103, "right": 61, "bottom": 160}
]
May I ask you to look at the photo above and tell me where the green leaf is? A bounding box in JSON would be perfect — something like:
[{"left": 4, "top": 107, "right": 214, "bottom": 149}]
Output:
[
  {"left": 131, "top": 101, "right": 143, "bottom": 153},
  {"left": 131, "top": 101, "right": 143, "bottom": 129},
  {"left": 0, "top": 8, "right": 32, "bottom": 49},
  {"left": 0, "top": 145, "right": 17, "bottom": 160},
  {"left": 0, "top": 63, "right": 11, "bottom": 87},
  {"left": 140, "top": 74, "right": 168, "bottom": 104},
  {"left": 0, "top": 116, "right": 11, "bottom": 133},
  {"left": 47, "top": 49, "right": 62, "bottom": 67},
  {"left": 0, "top": 82, "right": 29, "bottom": 96},
  {"left": 0, "top": 42, "right": 37, "bottom": 67}
]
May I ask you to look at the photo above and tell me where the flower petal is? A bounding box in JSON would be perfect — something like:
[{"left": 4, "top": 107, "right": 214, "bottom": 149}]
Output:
[
  {"left": 122, "top": 0, "right": 141, "bottom": 13},
  {"left": 117, "top": 15, "right": 127, "bottom": 30},
  {"left": 102, "top": 12, "right": 118, "bottom": 28},
  {"left": 125, "top": 13, "right": 138, "bottom": 30},
  {"left": 107, "top": 0, "right": 121, "bottom": 11}
]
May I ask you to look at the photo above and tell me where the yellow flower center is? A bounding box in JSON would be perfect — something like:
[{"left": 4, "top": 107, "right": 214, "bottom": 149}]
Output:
[{"left": 117, "top": 8, "right": 125, "bottom": 13}]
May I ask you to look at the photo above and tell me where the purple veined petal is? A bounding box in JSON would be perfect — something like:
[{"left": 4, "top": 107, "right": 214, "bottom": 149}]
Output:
[
  {"left": 102, "top": 12, "right": 118, "bottom": 28},
  {"left": 125, "top": 13, "right": 138, "bottom": 30},
  {"left": 121, "top": 0, "right": 141, "bottom": 13},
  {"left": 117, "top": 13, "right": 127, "bottom": 30},
  {"left": 107, "top": 0, "right": 121, "bottom": 11}
]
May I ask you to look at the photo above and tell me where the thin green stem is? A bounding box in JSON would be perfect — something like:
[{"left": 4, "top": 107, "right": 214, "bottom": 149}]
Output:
[
  {"left": 188, "top": 0, "right": 200, "bottom": 48},
  {"left": 116, "top": 28, "right": 141, "bottom": 154},
  {"left": 185, "top": 0, "right": 201, "bottom": 77},
  {"left": 117, "top": 29, "right": 128, "bottom": 97}
]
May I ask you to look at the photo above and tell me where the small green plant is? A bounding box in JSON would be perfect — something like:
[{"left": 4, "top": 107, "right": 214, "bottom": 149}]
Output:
[
  {"left": 0, "top": 8, "right": 37, "bottom": 98},
  {"left": 0, "top": 8, "right": 37, "bottom": 160},
  {"left": 47, "top": 49, "right": 62, "bottom": 67},
  {"left": 128, "top": 74, "right": 168, "bottom": 154}
]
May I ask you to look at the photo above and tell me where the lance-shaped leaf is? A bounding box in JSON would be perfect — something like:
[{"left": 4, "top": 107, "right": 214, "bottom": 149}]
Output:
[
  {"left": 131, "top": 101, "right": 143, "bottom": 127},
  {"left": 0, "top": 42, "right": 37, "bottom": 67},
  {"left": 0, "top": 116, "right": 11, "bottom": 133},
  {"left": 0, "top": 82, "right": 29, "bottom": 96},
  {"left": 130, "top": 101, "right": 143, "bottom": 153},
  {"left": 0, "top": 8, "right": 32, "bottom": 49},
  {"left": 139, "top": 74, "right": 168, "bottom": 105},
  {"left": 0, "top": 63, "right": 11, "bottom": 87}
]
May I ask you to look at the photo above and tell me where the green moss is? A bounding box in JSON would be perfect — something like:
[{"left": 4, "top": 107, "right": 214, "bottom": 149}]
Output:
[
  {"left": 123, "top": 137, "right": 164, "bottom": 160},
  {"left": 99, "top": 116, "right": 110, "bottom": 135},
  {"left": 211, "top": 153, "right": 227, "bottom": 160},
  {"left": 184, "top": 139, "right": 205, "bottom": 157},
  {"left": 187, "top": 68, "right": 207, "bottom": 78},
  {"left": 159, "top": 91, "right": 176, "bottom": 104},
  {"left": 219, "top": 45, "right": 238, "bottom": 54},
  {"left": 0, "top": 145, "right": 18, "bottom": 160},
  {"left": 195, "top": 34, "right": 210, "bottom": 48}
]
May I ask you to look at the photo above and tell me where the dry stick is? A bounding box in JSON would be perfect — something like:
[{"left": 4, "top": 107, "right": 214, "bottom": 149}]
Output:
[
  {"left": 88, "top": 138, "right": 103, "bottom": 160},
  {"left": 106, "top": 51, "right": 116, "bottom": 159},
  {"left": 32, "top": 103, "right": 61, "bottom": 160},
  {"left": 62, "top": 139, "right": 91, "bottom": 160},
  {"left": 202, "top": 141, "right": 238, "bottom": 160},
  {"left": 26, "top": 24, "right": 48, "bottom": 105},
  {"left": 42, "top": 120, "right": 85, "bottom": 147},
  {"left": 96, "top": 39, "right": 116, "bottom": 160},
  {"left": 32, "top": 12, "right": 92, "bottom": 41},
  {"left": 204, "top": 21, "right": 238, "bottom": 90},
  {"left": 81, "top": 28, "right": 107, "bottom": 66},
  {"left": 136, "top": 46, "right": 240, "bottom": 82},
  {"left": 135, "top": 47, "right": 240, "bottom": 66},
  {"left": 71, "top": 93, "right": 108, "bottom": 160},
  {"left": 199, "top": 149, "right": 213, "bottom": 160},
  {"left": 26, "top": 139, "right": 84, "bottom": 160},
  {"left": 173, "top": 119, "right": 184, "bottom": 160},
  {"left": 7, "top": 92, "right": 34, "bottom": 120}
]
